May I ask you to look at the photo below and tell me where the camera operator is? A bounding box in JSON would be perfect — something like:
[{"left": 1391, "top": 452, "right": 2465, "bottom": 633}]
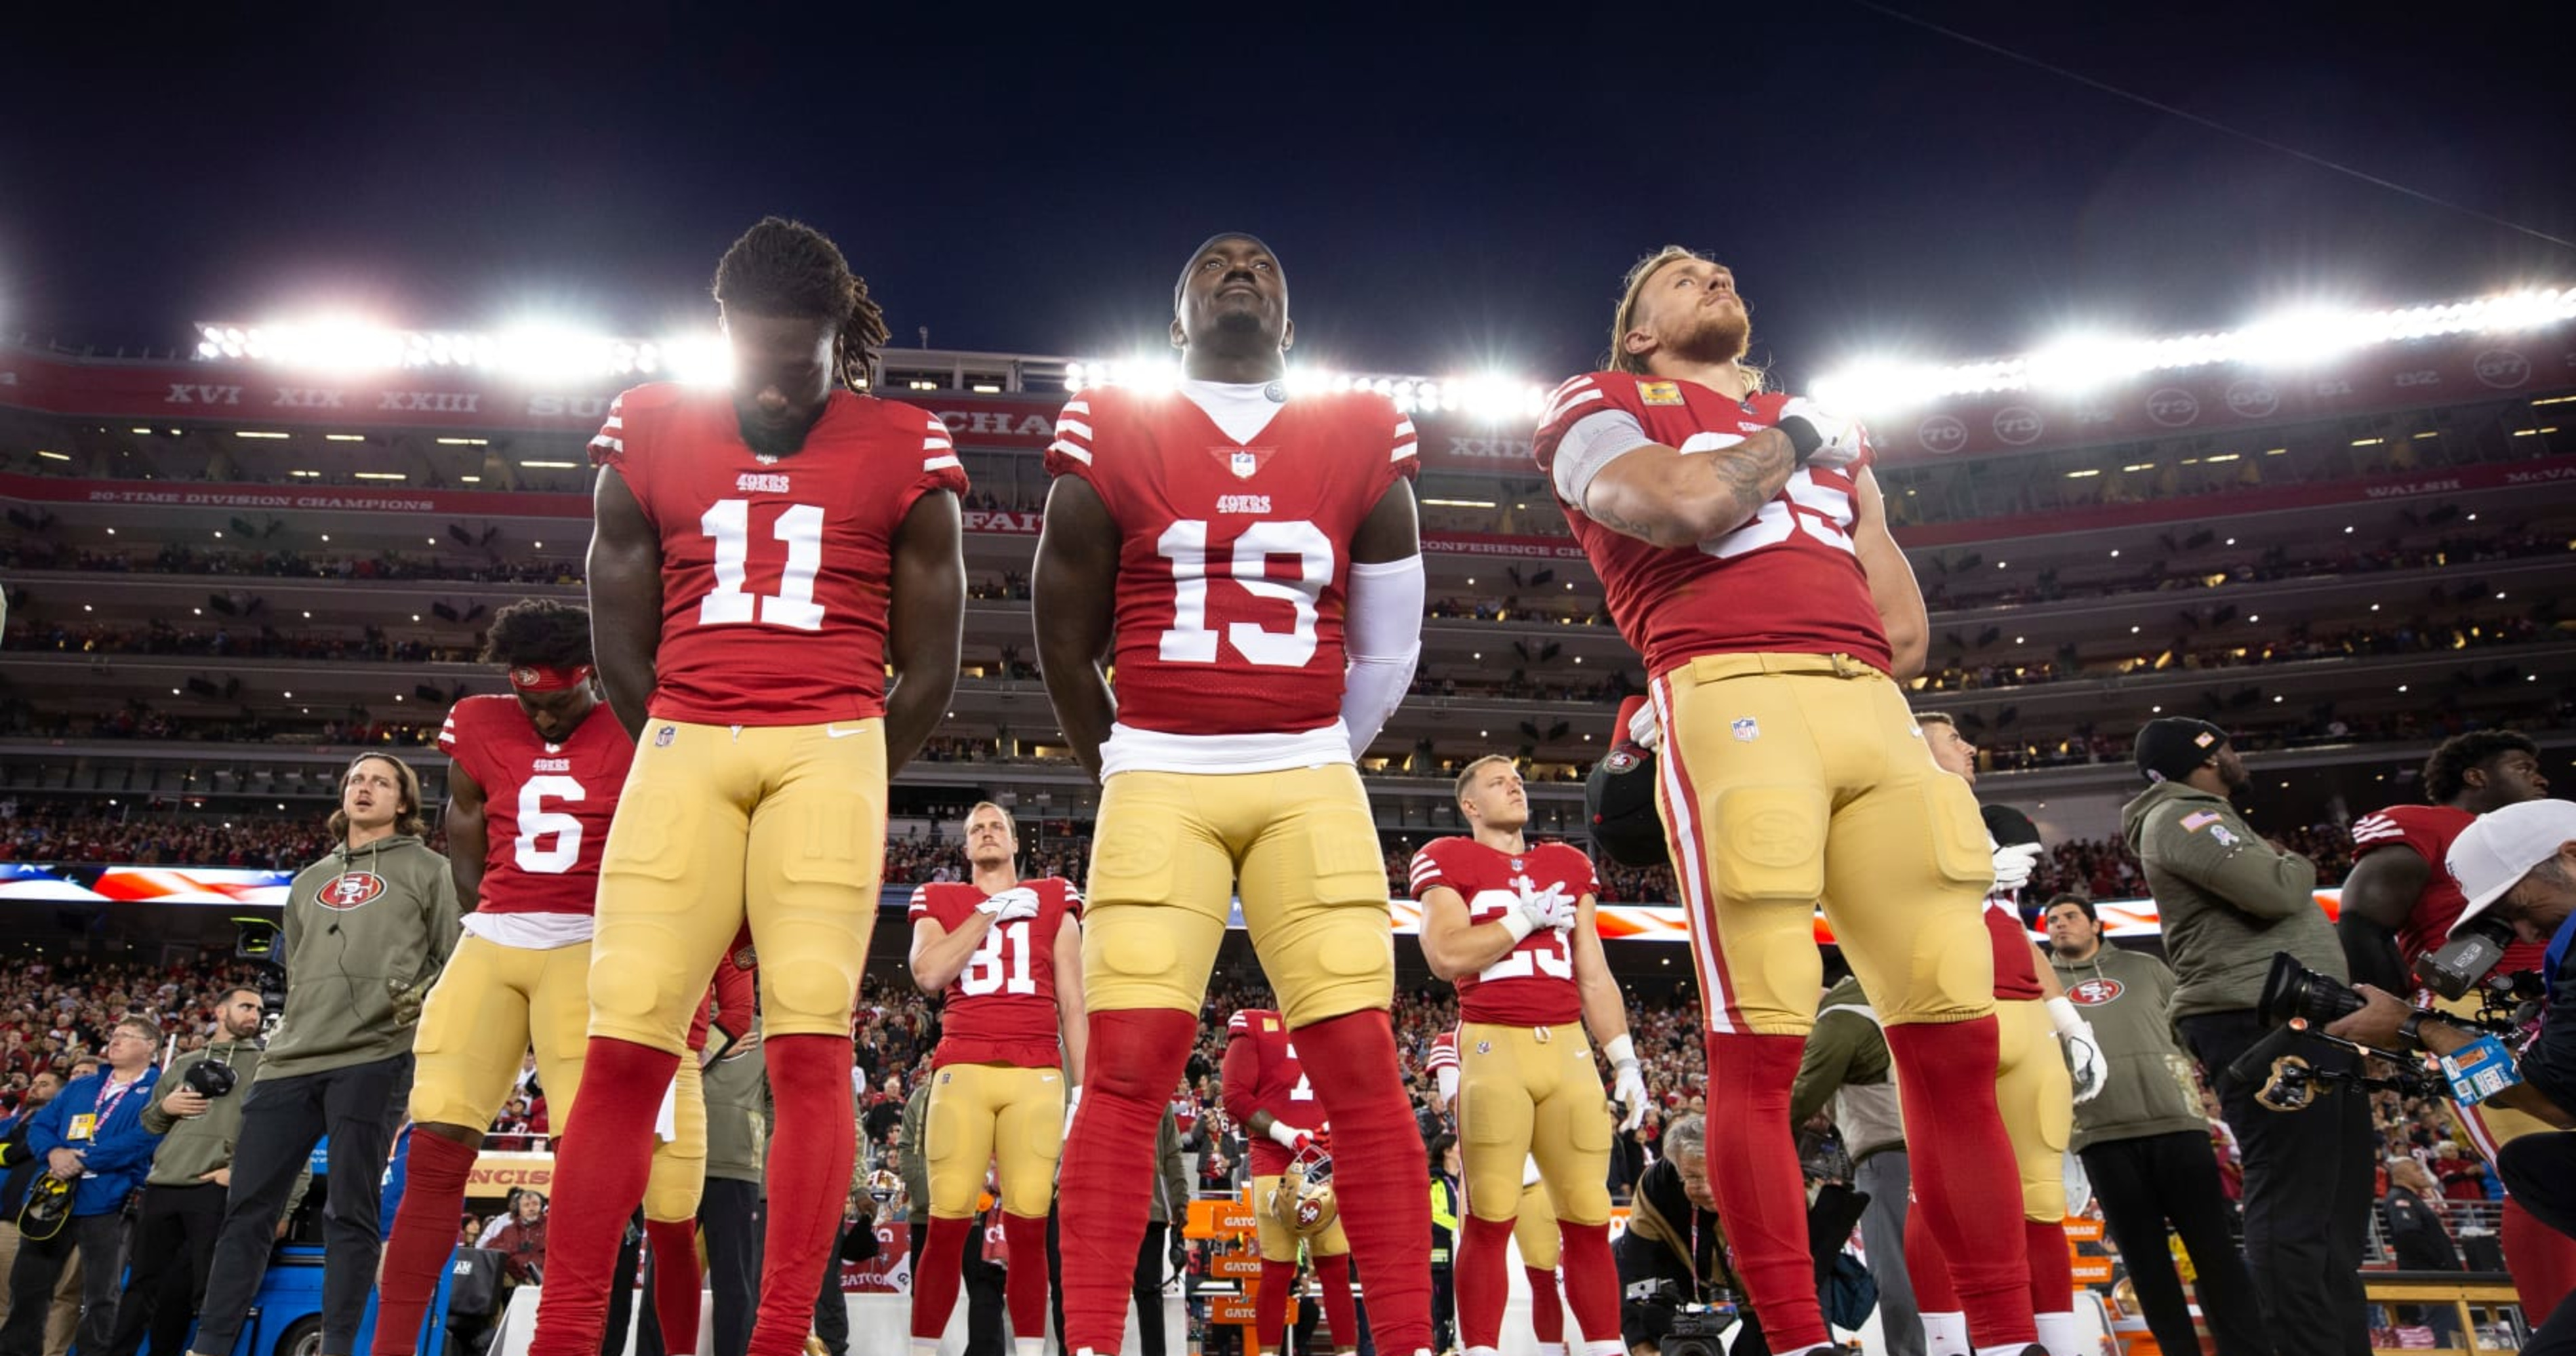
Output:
[
  {"left": 106, "top": 988, "right": 302, "bottom": 1356},
  {"left": 2327, "top": 799, "right": 2576, "bottom": 1356},
  {"left": 2332, "top": 732, "right": 2575, "bottom": 1320},
  {"left": 1615, "top": 1115, "right": 1768, "bottom": 1356},
  {"left": 2124, "top": 717, "right": 2371, "bottom": 1356},
  {"left": 182, "top": 753, "right": 460, "bottom": 1356}
]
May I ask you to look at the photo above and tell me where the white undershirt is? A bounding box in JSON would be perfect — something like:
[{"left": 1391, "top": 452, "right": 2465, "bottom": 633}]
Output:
[{"left": 1178, "top": 378, "right": 1287, "bottom": 445}]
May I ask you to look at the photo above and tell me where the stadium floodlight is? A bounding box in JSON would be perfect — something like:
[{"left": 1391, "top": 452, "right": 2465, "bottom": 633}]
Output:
[
  {"left": 1063, "top": 355, "right": 1548, "bottom": 422},
  {"left": 1812, "top": 284, "right": 2575, "bottom": 414}
]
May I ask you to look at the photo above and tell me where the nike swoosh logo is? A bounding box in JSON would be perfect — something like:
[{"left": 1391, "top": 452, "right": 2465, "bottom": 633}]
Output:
[{"left": 826, "top": 725, "right": 864, "bottom": 739}]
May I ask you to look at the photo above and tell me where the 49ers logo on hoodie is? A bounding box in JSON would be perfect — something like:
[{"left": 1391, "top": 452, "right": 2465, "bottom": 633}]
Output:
[
  {"left": 319, "top": 871, "right": 387, "bottom": 910},
  {"left": 2067, "top": 977, "right": 2125, "bottom": 1006}
]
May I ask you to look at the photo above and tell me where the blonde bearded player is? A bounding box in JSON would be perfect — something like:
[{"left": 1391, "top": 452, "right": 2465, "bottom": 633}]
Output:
[
  {"left": 371, "top": 599, "right": 738, "bottom": 1356},
  {"left": 1533, "top": 247, "right": 2037, "bottom": 1356},
  {"left": 525, "top": 217, "right": 968, "bottom": 1356},
  {"left": 905, "top": 803, "right": 1087, "bottom": 1356},
  {"left": 1909, "top": 715, "right": 2106, "bottom": 1356},
  {"left": 1424, "top": 1022, "right": 1575, "bottom": 1356},
  {"left": 1035, "top": 231, "right": 1432, "bottom": 1356},
  {"left": 1413, "top": 755, "right": 1643, "bottom": 1356}
]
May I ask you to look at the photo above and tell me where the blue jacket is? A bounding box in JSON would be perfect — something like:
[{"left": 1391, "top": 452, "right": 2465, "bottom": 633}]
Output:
[{"left": 27, "top": 1065, "right": 163, "bottom": 1216}]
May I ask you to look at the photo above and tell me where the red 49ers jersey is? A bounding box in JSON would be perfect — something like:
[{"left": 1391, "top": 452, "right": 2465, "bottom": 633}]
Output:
[
  {"left": 435, "top": 694, "right": 631, "bottom": 916},
  {"left": 908, "top": 878, "right": 1083, "bottom": 1069},
  {"left": 1043, "top": 385, "right": 1418, "bottom": 757},
  {"left": 588, "top": 383, "right": 969, "bottom": 725},
  {"left": 1409, "top": 837, "right": 1598, "bottom": 1025},
  {"left": 1982, "top": 890, "right": 2044, "bottom": 1001},
  {"left": 2352, "top": 803, "right": 2548, "bottom": 978},
  {"left": 1531, "top": 374, "right": 1888, "bottom": 678},
  {"left": 1223, "top": 1007, "right": 1325, "bottom": 1177}
]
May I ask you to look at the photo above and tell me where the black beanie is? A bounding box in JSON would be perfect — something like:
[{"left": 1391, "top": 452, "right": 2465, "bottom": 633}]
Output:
[{"left": 2133, "top": 717, "right": 2228, "bottom": 784}]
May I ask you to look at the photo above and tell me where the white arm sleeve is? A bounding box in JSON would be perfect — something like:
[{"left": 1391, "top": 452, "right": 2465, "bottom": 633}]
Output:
[
  {"left": 1550, "top": 407, "right": 1655, "bottom": 513},
  {"left": 1340, "top": 553, "right": 1424, "bottom": 759}
]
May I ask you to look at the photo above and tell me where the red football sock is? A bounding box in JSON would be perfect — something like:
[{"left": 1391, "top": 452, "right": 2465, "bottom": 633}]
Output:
[
  {"left": 1255, "top": 1258, "right": 1299, "bottom": 1354},
  {"left": 2506, "top": 1196, "right": 2576, "bottom": 1322},
  {"left": 2024, "top": 1219, "right": 2072, "bottom": 1315},
  {"left": 910, "top": 1216, "right": 976, "bottom": 1340},
  {"left": 1315, "top": 1252, "right": 1358, "bottom": 1351},
  {"left": 1525, "top": 1263, "right": 1566, "bottom": 1351},
  {"left": 1526, "top": 1264, "right": 1565, "bottom": 1344},
  {"left": 371, "top": 1131, "right": 480, "bottom": 1356},
  {"left": 1455, "top": 1214, "right": 1514, "bottom": 1349},
  {"left": 1702, "top": 1031, "right": 1827, "bottom": 1349},
  {"left": 1885, "top": 1018, "right": 2035, "bottom": 1349},
  {"left": 1004, "top": 1212, "right": 1051, "bottom": 1344},
  {"left": 647, "top": 1218, "right": 703, "bottom": 1355},
  {"left": 1058, "top": 1008, "right": 1197, "bottom": 1354},
  {"left": 1295, "top": 1010, "right": 1432, "bottom": 1355},
  {"left": 1906, "top": 1203, "right": 1959, "bottom": 1312},
  {"left": 748, "top": 1034, "right": 858, "bottom": 1356},
  {"left": 527, "top": 1037, "right": 680, "bottom": 1356},
  {"left": 1557, "top": 1223, "right": 1617, "bottom": 1348}
]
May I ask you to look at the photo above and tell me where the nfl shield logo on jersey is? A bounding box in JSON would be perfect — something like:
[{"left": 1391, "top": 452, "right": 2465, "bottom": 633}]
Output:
[
  {"left": 1731, "top": 717, "right": 1760, "bottom": 742},
  {"left": 1230, "top": 450, "right": 1259, "bottom": 479}
]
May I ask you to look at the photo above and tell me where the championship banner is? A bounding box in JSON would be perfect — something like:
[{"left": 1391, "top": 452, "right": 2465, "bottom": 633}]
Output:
[{"left": 7, "top": 320, "right": 2569, "bottom": 468}]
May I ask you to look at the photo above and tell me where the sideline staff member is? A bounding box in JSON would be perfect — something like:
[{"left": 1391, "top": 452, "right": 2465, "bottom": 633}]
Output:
[
  {"left": 184, "top": 755, "right": 460, "bottom": 1356},
  {"left": 2333, "top": 800, "right": 2576, "bottom": 1356}
]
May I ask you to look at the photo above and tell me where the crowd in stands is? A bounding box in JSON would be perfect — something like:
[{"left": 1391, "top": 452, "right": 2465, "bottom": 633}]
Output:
[
  {"left": 1916, "top": 614, "right": 2560, "bottom": 696},
  {"left": 0, "top": 951, "right": 279, "bottom": 1121},
  {"left": 0, "top": 541, "right": 583, "bottom": 586},
  {"left": 7, "top": 620, "right": 477, "bottom": 665}
]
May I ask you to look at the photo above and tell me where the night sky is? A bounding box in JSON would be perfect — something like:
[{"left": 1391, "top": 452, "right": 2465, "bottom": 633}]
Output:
[{"left": 7, "top": 4, "right": 2571, "bottom": 389}]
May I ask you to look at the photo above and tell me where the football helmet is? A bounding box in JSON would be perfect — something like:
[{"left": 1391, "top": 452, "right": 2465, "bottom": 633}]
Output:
[
  {"left": 18, "top": 1174, "right": 71, "bottom": 1242},
  {"left": 1267, "top": 1141, "right": 1339, "bottom": 1239}
]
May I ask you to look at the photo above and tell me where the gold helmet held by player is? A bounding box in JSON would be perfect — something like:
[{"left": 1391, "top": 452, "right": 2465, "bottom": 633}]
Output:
[{"left": 1268, "top": 1141, "right": 1339, "bottom": 1239}]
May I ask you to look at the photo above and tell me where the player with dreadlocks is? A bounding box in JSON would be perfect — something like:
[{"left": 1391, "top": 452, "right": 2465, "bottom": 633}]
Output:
[
  {"left": 371, "top": 598, "right": 750, "bottom": 1356},
  {"left": 523, "top": 217, "right": 967, "bottom": 1356}
]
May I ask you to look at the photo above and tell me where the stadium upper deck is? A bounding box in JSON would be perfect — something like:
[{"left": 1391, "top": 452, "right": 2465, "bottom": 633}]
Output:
[{"left": 3, "top": 297, "right": 2572, "bottom": 843}]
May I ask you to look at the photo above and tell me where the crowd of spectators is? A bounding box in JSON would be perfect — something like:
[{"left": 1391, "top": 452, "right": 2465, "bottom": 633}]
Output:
[
  {"left": 1916, "top": 614, "right": 2559, "bottom": 697},
  {"left": 0, "top": 541, "right": 583, "bottom": 586},
  {"left": 0, "top": 951, "right": 278, "bottom": 1121}
]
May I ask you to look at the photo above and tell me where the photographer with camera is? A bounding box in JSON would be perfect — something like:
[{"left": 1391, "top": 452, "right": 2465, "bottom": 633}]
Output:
[
  {"left": 2327, "top": 799, "right": 2576, "bottom": 1356},
  {"left": 1615, "top": 1115, "right": 1768, "bottom": 1356},
  {"left": 2332, "top": 732, "right": 2576, "bottom": 1322},
  {"left": 2123, "top": 717, "right": 2371, "bottom": 1356},
  {"left": 106, "top": 988, "right": 298, "bottom": 1356}
]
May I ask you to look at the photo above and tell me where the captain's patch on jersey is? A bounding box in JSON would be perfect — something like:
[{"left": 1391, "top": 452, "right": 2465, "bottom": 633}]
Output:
[
  {"left": 1731, "top": 717, "right": 1760, "bottom": 742},
  {"left": 1637, "top": 380, "right": 1685, "bottom": 406}
]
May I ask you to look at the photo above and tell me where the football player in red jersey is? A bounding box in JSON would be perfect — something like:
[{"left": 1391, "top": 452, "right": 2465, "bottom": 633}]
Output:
[
  {"left": 372, "top": 600, "right": 731, "bottom": 1356},
  {"left": 905, "top": 802, "right": 1087, "bottom": 1356},
  {"left": 1533, "top": 247, "right": 2034, "bottom": 1356},
  {"left": 1422, "top": 1033, "right": 1573, "bottom": 1356},
  {"left": 1222, "top": 1007, "right": 1359, "bottom": 1356},
  {"left": 1414, "top": 755, "right": 1642, "bottom": 1356},
  {"left": 525, "top": 218, "right": 967, "bottom": 1356},
  {"left": 1034, "top": 233, "right": 1431, "bottom": 1356},
  {"left": 1909, "top": 715, "right": 2104, "bottom": 1356},
  {"left": 2337, "top": 731, "right": 2572, "bottom": 1320}
]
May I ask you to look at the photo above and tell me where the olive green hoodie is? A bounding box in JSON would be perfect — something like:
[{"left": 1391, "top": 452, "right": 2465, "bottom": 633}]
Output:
[
  {"left": 2119, "top": 780, "right": 2333, "bottom": 1021},
  {"left": 262, "top": 833, "right": 460, "bottom": 1080}
]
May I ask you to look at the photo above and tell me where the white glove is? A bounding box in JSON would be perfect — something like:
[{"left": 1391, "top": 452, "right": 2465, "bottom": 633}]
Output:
[
  {"left": 1605, "top": 1035, "right": 1649, "bottom": 1132},
  {"left": 1990, "top": 842, "right": 2045, "bottom": 894},
  {"left": 2047, "top": 997, "right": 2107, "bottom": 1104},
  {"left": 1776, "top": 397, "right": 1865, "bottom": 468},
  {"left": 1498, "top": 882, "right": 1577, "bottom": 942},
  {"left": 1626, "top": 700, "right": 1663, "bottom": 752},
  {"left": 977, "top": 886, "right": 1041, "bottom": 922},
  {"left": 1064, "top": 1084, "right": 1082, "bottom": 1139},
  {"left": 1266, "top": 1120, "right": 1313, "bottom": 1151}
]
